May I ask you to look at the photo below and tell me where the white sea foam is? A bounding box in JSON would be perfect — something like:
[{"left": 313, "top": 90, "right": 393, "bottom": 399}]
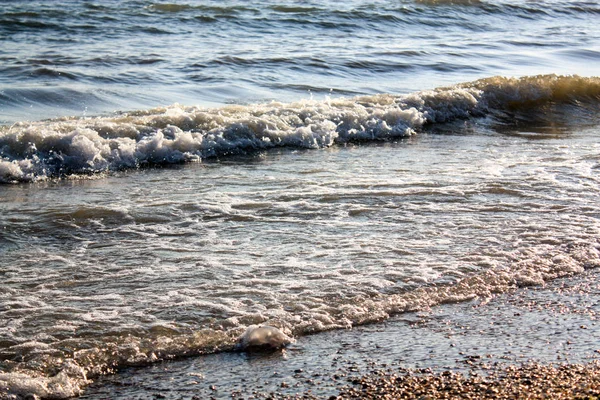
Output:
[
  {"left": 1, "top": 75, "right": 598, "bottom": 183},
  {"left": 1, "top": 75, "right": 600, "bottom": 399},
  {"left": 0, "top": 360, "right": 87, "bottom": 400},
  {"left": 1, "top": 241, "right": 598, "bottom": 399}
]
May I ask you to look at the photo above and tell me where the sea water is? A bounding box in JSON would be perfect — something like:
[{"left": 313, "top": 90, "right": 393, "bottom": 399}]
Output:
[{"left": 1, "top": 1, "right": 600, "bottom": 398}]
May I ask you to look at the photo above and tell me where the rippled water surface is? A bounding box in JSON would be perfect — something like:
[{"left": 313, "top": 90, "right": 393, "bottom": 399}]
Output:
[
  {"left": 1, "top": 0, "right": 600, "bottom": 398},
  {"left": 1, "top": 0, "right": 599, "bottom": 123}
]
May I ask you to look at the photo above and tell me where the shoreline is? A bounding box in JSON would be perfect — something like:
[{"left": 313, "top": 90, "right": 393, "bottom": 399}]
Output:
[{"left": 81, "top": 268, "right": 600, "bottom": 399}]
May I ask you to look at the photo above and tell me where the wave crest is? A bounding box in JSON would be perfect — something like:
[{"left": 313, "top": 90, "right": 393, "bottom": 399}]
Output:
[{"left": 1, "top": 74, "right": 598, "bottom": 183}]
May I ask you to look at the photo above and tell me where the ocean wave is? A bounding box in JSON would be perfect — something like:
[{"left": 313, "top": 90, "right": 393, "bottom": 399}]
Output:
[
  {"left": 1, "top": 239, "right": 598, "bottom": 399},
  {"left": 1, "top": 74, "right": 599, "bottom": 184}
]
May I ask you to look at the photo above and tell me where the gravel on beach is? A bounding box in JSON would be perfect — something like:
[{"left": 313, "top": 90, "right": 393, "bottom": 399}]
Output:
[
  {"left": 336, "top": 361, "right": 600, "bottom": 399},
  {"left": 237, "top": 360, "right": 600, "bottom": 400}
]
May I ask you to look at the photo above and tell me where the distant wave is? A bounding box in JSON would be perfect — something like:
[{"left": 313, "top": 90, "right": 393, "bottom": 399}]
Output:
[{"left": 1, "top": 74, "right": 599, "bottom": 183}]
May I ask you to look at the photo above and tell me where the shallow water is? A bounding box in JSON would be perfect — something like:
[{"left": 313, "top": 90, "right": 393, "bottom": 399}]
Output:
[
  {"left": 81, "top": 269, "right": 600, "bottom": 399},
  {"left": 1, "top": 0, "right": 600, "bottom": 398},
  {"left": 2, "top": 112, "right": 600, "bottom": 397}
]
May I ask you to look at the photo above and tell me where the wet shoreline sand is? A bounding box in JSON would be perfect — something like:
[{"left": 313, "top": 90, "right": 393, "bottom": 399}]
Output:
[{"left": 82, "top": 268, "right": 600, "bottom": 399}]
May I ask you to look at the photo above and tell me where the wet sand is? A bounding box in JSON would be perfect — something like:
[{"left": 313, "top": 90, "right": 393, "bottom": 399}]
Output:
[{"left": 82, "top": 269, "right": 600, "bottom": 399}]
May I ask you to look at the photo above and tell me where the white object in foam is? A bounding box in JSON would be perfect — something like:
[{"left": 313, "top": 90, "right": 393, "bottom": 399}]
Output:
[{"left": 236, "top": 325, "right": 293, "bottom": 350}]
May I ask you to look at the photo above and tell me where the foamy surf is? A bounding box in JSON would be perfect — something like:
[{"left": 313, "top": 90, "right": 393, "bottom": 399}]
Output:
[
  {"left": 1, "top": 240, "right": 599, "bottom": 400},
  {"left": 2, "top": 73, "right": 600, "bottom": 399},
  {"left": 1, "top": 75, "right": 598, "bottom": 183}
]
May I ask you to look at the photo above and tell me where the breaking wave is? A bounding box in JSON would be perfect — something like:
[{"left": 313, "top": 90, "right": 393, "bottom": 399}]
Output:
[{"left": 1, "top": 74, "right": 599, "bottom": 183}]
